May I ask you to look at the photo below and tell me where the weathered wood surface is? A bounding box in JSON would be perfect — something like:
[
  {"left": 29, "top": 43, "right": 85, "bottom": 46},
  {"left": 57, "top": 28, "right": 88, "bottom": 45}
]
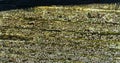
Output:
[{"left": 0, "top": 4, "right": 120, "bottom": 63}]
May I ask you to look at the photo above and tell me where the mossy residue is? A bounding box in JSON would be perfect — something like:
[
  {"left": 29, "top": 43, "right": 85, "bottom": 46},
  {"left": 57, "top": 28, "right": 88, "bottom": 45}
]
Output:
[{"left": 0, "top": 4, "right": 120, "bottom": 63}]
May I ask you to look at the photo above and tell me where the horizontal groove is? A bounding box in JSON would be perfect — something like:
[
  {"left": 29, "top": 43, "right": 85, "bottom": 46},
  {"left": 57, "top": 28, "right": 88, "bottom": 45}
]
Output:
[
  {"left": 0, "top": 34, "right": 33, "bottom": 41},
  {"left": 1, "top": 25, "right": 120, "bottom": 35},
  {"left": 40, "top": 28, "right": 120, "bottom": 35}
]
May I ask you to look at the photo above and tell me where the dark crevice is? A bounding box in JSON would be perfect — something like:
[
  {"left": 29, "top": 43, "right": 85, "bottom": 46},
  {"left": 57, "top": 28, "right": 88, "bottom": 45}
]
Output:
[
  {"left": 0, "top": 34, "right": 33, "bottom": 41},
  {"left": 39, "top": 28, "right": 120, "bottom": 35},
  {"left": 40, "top": 29, "right": 62, "bottom": 32}
]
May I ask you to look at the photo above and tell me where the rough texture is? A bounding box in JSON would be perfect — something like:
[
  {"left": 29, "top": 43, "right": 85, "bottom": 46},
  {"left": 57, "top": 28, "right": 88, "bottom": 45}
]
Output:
[{"left": 0, "top": 4, "right": 120, "bottom": 63}]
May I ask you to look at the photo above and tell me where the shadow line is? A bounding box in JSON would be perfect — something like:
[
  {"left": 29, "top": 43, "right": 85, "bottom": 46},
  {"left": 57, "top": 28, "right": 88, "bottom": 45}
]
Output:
[{"left": 0, "top": 0, "right": 120, "bottom": 11}]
